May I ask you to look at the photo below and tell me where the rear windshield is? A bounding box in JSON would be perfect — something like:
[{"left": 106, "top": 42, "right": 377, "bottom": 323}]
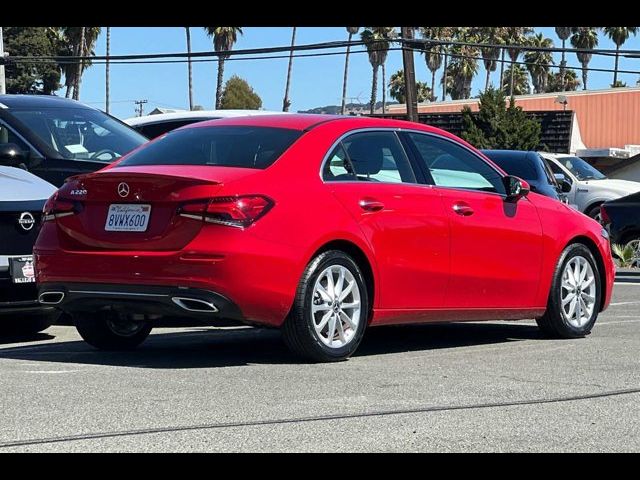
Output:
[{"left": 117, "top": 126, "right": 303, "bottom": 169}]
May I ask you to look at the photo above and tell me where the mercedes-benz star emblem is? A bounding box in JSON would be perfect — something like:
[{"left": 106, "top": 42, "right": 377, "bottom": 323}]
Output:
[
  {"left": 118, "top": 182, "right": 130, "bottom": 198},
  {"left": 18, "top": 212, "right": 36, "bottom": 231}
]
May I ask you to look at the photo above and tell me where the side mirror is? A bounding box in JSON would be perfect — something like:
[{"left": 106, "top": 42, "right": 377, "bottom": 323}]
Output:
[
  {"left": 0, "top": 143, "right": 27, "bottom": 168},
  {"left": 503, "top": 175, "right": 530, "bottom": 202},
  {"left": 554, "top": 173, "right": 572, "bottom": 193}
]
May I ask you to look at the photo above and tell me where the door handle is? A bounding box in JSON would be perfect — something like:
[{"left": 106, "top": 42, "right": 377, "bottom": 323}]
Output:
[
  {"left": 359, "top": 198, "right": 385, "bottom": 212},
  {"left": 453, "top": 203, "right": 474, "bottom": 216}
]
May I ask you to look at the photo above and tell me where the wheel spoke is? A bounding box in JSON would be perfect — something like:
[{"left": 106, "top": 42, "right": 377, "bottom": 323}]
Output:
[
  {"left": 326, "top": 315, "right": 337, "bottom": 343},
  {"left": 581, "top": 292, "right": 595, "bottom": 304},
  {"left": 567, "top": 297, "right": 577, "bottom": 319},
  {"left": 339, "top": 280, "right": 354, "bottom": 302},
  {"left": 562, "top": 292, "right": 575, "bottom": 307},
  {"left": 312, "top": 302, "right": 331, "bottom": 314},
  {"left": 336, "top": 316, "right": 346, "bottom": 343},
  {"left": 316, "top": 284, "right": 332, "bottom": 303},
  {"left": 315, "top": 310, "right": 332, "bottom": 332},
  {"left": 339, "top": 310, "right": 356, "bottom": 330},
  {"left": 325, "top": 270, "right": 335, "bottom": 300},
  {"left": 335, "top": 267, "right": 345, "bottom": 299}
]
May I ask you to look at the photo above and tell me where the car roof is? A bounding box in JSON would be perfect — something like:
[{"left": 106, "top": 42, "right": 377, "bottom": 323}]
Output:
[
  {"left": 186, "top": 113, "right": 459, "bottom": 136},
  {"left": 481, "top": 149, "right": 537, "bottom": 158},
  {"left": 0, "top": 94, "right": 95, "bottom": 110},
  {"left": 124, "top": 109, "right": 291, "bottom": 126}
]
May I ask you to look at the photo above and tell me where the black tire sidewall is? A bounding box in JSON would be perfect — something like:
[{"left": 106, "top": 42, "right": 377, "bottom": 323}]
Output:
[
  {"left": 550, "top": 244, "right": 601, "bottom": 336},
  {"left": 298, "top": 251, "right": 368, "bottom": 361}
]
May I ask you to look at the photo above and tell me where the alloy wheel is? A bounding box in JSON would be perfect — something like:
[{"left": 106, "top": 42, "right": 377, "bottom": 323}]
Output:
[
  {"left": 311, "top": 265, "right": 361, "bottom": 348},
  {"left": 560, "top": 255, "right": 597, "bottom": 328}
]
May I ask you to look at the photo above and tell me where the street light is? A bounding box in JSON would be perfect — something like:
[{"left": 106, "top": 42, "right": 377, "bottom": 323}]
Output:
[{"left": 555, "top": 95, "right": 568, "bottom": 111}]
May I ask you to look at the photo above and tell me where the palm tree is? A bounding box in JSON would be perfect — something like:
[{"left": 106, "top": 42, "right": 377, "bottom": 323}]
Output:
[
  {"left": 420, "top": 27, "right": 446, "bottom": 101},
  {"left": 185, "top": 27, "right": 194, "bottom": 110},
  {"left": 546, "top": 68, "right": 581, "bottom": 92},
  {"left": 570, "top": 27, "right": 599, "bottom": 90},
  {"left": 341, "top": 27, "right": 359, "bottom": 114},
  {"left": 555, "top": 27, "right": 572, "bottom": 91},
  {"left": 282, "top": 27, "right": 297, "bottom": 112},
  {"left": 389, "top": 69, "right": 431, "bottom": 103},
  {"left": 61, "top": 27, "right": 101, "bottom": 101},
  {"left": 603, "top": 27, "right": 638, "bottom": 86},
  {"left": 475, "top": 27, "right": 504, "bottom": 92},
  {"left": 502, "top": 27, "right": 533, "bottom": 97},
  {"left": 442, "top": 28, "right": 479, "bottom": 100},
  {"left": 501, "top": 64, "right": 530, "bottom": 96},
  {"left": 440, "top": 27, "right": 455, "bottom": 101},
  {"left": 524, "top": 33, "right": 554, "bottom": 93},
  {"left": 105, "top": 27, "right": 110, "bottom": 114},
  {"left": 361, "top": 27, "right": 395, "bottom": 114},
  {"left": 205, "top": 27, "right": 243, "bottom": 109}
]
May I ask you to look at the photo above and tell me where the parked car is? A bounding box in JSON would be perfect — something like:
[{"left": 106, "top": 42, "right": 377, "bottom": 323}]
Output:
[
  {"left": 600, "top": 192, "right": 640, "bottom": 267},
  {"left": 124, "top": 110, "right": 290, "bottom": 139},
  {"left": 481, "top": 150, "right": 570, "bottom": 202},
  {"left": 1, "top": 155, "right": 59, "bottom": 334},
  {"left": 540, "top": 153, "right": 640, "bottom": 221},
  {"left": 35, "top": 115, "right": 615, "bottom": 362},
  {"left": 0, "top": 95, "right": 147, "bottom": 186}
]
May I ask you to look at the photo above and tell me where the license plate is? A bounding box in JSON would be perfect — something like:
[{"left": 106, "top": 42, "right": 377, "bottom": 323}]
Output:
[
  {"left": 105, "top": 204, "right": 151, "bottom": 232},
  {"left": 9, "top": 256, "right": 36, "bottom": 284}
]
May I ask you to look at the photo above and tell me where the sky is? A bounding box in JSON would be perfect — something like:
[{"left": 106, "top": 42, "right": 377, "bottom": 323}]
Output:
[{"left": 67, "top": 27, "right": 640, "bottom": 120}]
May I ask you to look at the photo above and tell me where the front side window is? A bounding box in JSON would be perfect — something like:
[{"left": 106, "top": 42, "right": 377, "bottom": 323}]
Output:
[
  {"left": 408, "top": 133, "right": 505, "bottom": 194},
  {"left": 338, "top": 131, "right": 416, "bottom": 184},
  {"left": 546, "top": 158, "right": 573, "bottom": 185},
  {"left": 118, "top": 126, "right": 302, "bottom": 169},
  {"left": 9, "top": 107, "right": 146, "bottom": 162}
]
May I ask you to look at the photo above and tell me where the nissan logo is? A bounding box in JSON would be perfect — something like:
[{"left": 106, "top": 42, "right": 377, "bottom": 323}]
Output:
[
  {"left": 18, "top": 212, "right": 36, "bottom": 231},
  {"left": 118, "top": 182, "right": 130, "bottom": 198}
]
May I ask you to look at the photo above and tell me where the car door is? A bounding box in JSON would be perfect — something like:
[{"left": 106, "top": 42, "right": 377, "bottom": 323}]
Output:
[
  {"left": 405, "top": 132, "right": 543, "bottom": 309},
  {"left": 324, "top": 130, "right": 450, "bottom": 310}
]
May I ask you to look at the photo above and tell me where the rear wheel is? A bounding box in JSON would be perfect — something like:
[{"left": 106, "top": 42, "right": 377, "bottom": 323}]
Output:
[
  {"left": 282, "top": 250, "right": 368, "bottom": 362},
  {"left": 621, "top": 235, "right": 640, "bottom": 269},
  {"left": 537, "top": 244, "right": 601, "bottom": 338},
  {"left": 74, "top": 312, "right": 152, "bottom": 350},
  {"left": 586, "top": 205, "right": 603, "bottom": 224}
]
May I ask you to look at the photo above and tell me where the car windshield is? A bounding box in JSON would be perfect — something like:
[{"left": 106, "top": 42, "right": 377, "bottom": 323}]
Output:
[
  {"left": 557, "top": 156, "right": 606, "bottom": 181},
  {"left": 10, "top": 107, "right": 147, "bottom": 162}
]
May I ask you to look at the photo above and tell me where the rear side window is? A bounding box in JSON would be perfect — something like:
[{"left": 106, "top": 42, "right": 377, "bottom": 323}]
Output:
[
  {"left": 135, "top": 118, "right": 219, "bottom": 139},
  {"left": 118, "top": 126, "right": 303, "bottom": 169}
]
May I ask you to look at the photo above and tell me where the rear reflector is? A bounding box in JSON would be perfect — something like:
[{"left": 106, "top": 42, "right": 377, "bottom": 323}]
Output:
[
  {"left": 42, "top": 192, "right": 80, "bottom": 221},
  {"left": 179, "top": 195, "right": 273, "bottom": 228}
]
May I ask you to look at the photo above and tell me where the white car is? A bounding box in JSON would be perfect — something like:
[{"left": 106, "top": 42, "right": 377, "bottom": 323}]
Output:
[
  {"left": 540, "top": 153, "right": 640, "bottom": 221},
  {"left": 124, "top": 110, "right": 290, "bottom": 139},
  {"left": 0, "top": 158, "right": 58, "bottom": 334}
]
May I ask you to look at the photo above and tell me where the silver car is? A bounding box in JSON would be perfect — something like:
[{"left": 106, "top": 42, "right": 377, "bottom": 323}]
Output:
[{"left": 540, "top": 153, "right": 640, "bottom": 222}]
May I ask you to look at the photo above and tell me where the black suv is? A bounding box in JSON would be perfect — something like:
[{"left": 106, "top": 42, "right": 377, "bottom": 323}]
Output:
[
  {"left": 481, "top": 149, "right": 570, "bottom": 202},
  {"left": 0, "top": 95, "right": 147, "bottom": 186}
]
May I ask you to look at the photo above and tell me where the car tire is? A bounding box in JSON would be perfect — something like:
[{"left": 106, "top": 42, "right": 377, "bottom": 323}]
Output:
[
  {"left": 586, "top": 205, "right": 603, "bottom": 223},
  {"left": 282, "top": 250, "right": 369, "bottom": 362},
  {"left": 536, "top": 243, "right": 601, "bottom": 338},
  {"left": 75, "top": 312, "right": 152, "bottom": 350},
  {"left": 4, "top": 311, "right": 59, "bottom": 335}
]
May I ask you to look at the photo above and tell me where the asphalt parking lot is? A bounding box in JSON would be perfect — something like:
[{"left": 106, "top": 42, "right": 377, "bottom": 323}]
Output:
[{"left": 0, "top": 283, "right": 638, "bottom": 452}]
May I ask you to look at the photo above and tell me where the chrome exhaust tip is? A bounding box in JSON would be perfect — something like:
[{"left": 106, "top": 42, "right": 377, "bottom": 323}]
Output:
[
  {"left": 39, "top": 291, "right": 65, "bottom": 305},
  {"left": 171, "top": 297, "right": 219, "bottom": 313}
]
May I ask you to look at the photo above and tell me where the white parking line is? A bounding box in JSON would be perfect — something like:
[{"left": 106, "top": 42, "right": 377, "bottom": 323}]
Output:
[
  {"left": 609, "top": 301, "right": 640, "bottom": 306},
  {"left": 614, "top": 282, "right": 640, "bottom": 286}
]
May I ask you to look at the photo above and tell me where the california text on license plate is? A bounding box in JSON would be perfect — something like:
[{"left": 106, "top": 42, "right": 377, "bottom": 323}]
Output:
[{"left": 105, "top": 204, "right": 151, "bottom": 232}]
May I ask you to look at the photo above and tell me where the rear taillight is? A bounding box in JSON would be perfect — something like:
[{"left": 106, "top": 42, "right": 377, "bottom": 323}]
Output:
[
  {"left": 179, "top": 195, "right": 274, "bottom": 228},
  {"left": 42, "top": 192, "right": 80, "bottom": 221},
  {"left": 600, "top": 205, "right": 611, "bottom": 225}
]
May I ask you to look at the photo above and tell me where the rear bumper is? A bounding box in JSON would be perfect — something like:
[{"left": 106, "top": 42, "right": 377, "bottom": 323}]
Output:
[{"left": 38, "top": 282, "right": 247, "bottom": 325}]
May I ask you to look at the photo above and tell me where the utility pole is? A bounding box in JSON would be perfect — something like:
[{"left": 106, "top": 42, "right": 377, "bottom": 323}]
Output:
[
  {"left": 134, "top": 99, "right": 148, "bottom": 117},
  {"left": 0, "top": 27, "right": 6, "bottom": 95},
  {"left": 401, "top": 27, "right": 418, "bottom": 122},
  {"left": 105, "top": 27, "right": 111, "bottom": 114}
]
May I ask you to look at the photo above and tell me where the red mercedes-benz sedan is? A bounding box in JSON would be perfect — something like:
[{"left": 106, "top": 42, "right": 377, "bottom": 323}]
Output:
[{"left": 34, "top": 114, "right": 615, "bottom": 362}]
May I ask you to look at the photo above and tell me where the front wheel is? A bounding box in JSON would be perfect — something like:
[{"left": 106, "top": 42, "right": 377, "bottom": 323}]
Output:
[
  {"left": 536, "top": 243, "right": 601, "bottom": 338},
  {"left": 74, "top": 312, "right": 152, "bottom": 350},
  {"left": 282, "top": 250, "right": 369, "bottom": 362}
]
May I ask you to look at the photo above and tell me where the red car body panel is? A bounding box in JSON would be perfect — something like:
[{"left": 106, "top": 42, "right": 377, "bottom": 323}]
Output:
[{"left": 34, "top": 115, "right": 615, "bottom": 328}]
